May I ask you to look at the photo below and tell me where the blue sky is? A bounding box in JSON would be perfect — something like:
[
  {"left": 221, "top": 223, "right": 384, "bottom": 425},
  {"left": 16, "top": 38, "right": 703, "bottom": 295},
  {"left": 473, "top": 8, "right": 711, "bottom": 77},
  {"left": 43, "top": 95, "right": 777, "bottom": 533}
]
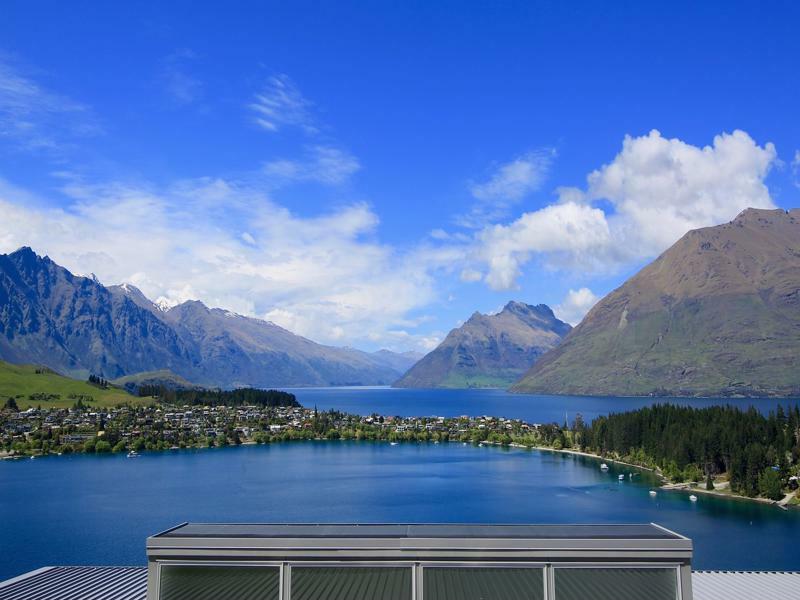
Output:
[{"left": 0, "top": 1, "right": 798, "bottom": 352}]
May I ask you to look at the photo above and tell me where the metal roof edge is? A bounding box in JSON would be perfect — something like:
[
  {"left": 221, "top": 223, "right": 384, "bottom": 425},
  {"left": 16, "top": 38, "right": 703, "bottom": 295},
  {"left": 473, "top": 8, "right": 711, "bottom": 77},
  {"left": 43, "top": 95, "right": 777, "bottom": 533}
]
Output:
[
  {"left": 0, "top": 567, "right": 54, "bottom": 590},
  {"left": 650, "top": 522, "right": 691, "bottom": 542}
]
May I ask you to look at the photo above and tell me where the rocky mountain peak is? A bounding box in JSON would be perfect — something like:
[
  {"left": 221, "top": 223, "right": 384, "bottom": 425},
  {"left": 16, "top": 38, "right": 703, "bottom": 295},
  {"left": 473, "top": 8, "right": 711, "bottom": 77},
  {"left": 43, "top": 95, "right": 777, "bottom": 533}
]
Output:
[
  {"left": 732, "top": 207, "right": 793, "bottom": 225},
  {"left": 0, "top": 248, "right": 413, "bottom": 387},
  {"left": 394, "top": 300, "right": 570, "bottom": 389}
]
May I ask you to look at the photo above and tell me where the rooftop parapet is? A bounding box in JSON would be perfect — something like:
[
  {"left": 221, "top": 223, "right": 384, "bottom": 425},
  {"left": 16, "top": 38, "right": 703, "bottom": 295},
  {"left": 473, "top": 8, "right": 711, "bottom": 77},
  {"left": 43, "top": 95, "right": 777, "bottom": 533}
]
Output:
[{"left": 146, "top": 523, "right": 693, "bottom": 600}]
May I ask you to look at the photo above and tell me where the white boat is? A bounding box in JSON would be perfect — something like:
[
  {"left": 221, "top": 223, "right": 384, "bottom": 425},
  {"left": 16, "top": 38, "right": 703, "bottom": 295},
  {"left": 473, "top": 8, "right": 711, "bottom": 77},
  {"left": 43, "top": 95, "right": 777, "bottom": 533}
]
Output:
[
  {"left": 689, "top": 494, "right": 698, "bottom": 502},
  {"left": 127, "top": 451, "right": 139, "bottom": 458},
  {"left": 600, "top": 463, "right": 609, "bottom": 471},
  {"left": 390, "top": 442, "right": 399, "bottom": 446},
  {"left": 649, "top": 490, "right": 657, "bottom": 497},
  {"left": 618, "top": 474, "right": 625, "bottom": 481}
]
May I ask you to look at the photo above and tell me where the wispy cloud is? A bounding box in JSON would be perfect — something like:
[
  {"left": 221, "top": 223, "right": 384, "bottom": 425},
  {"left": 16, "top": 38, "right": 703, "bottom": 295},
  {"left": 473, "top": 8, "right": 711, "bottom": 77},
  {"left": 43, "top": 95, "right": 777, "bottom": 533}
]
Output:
[
  {"left": 793, "top": 150, "right": 800, "bottom": 188},
  {"left": 263, "top": 145, "right": 360, "bottom": 185},
  {"left": 249, "top": 74, "right": 316, "bottom": 134},
  {"left": 0, "top": 175, "right": 441, "bottom": 352},
  {"left": 160, "top": 49, "right": 203, "bottom": 106},
  {"left": 0, "top": 56, "right": 99, "bottom": 153},
  {"left": 457, "top": 149, "right": 555, "bottom": 228}
]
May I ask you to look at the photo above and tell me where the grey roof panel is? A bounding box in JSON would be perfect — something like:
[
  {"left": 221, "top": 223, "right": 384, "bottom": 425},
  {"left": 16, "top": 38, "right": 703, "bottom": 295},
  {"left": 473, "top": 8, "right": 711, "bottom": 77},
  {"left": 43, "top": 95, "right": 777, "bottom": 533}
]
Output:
[
  {"left": 156, "top": 523, "right": 682, "bottom": 540},
  {"left": 693, "top": 570, "right": 800, "bottom": 600},
  {"left": 4, "top": 566, "right": 798, "bottom": 600},
  {"left": 0, "top": 567, "right": 146, "bottom": 600}
]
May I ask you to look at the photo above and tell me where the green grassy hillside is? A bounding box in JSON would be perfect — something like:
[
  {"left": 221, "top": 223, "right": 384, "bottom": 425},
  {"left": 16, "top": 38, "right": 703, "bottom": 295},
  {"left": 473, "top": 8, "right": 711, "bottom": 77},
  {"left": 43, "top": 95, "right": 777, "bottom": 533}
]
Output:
[{"left": 0, "top": 360, "right": 140, "bottom": 408}]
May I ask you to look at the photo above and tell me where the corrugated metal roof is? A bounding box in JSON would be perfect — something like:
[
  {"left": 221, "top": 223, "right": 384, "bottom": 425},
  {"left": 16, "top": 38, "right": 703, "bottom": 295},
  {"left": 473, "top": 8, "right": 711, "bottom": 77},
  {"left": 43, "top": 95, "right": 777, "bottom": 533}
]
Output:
[
  {"left": 160, "top": 565, "right": 279, "bottom": 600},
  {"left": 0, "top": 567, "right": 146, "bottom": 600},
  {"left": 554, "top": 567, "right": 678, "bottom": 600},
  {"left": 693, "top": 570, "right": 800, "bottom": 600},
  {"left": 292, "top": 567, "right": 411, "bottom": 600},
  {"left": 424, "top": 566, "right": 544, "bottom": 600},
  {"left": 2, "top": 566, "right": 798, "bottom": 600}
]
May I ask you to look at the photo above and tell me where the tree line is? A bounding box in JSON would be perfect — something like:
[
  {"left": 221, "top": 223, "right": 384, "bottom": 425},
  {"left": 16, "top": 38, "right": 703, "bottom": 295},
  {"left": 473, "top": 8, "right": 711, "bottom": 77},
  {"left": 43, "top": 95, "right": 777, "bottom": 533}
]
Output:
[
  {"left": 137, "top": 385, "right": 300, "bottom": 408},
  {"left": 87, "top": 374, "right": 110, "bottom": 388},
  {"left": 577, "top": 404, "right": 800, "bottom": 500}
]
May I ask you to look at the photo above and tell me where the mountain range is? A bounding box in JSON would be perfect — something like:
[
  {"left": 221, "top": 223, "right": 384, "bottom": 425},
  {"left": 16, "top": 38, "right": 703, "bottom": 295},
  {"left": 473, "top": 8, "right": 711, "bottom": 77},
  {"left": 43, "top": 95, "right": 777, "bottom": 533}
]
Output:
[
  {"left": 4, "top": 207, "right": 798, "bottom": 397},
  {"left": 512, "top": 208, "right": 800, "bottom": 397},
  {"left": 395, "top": 301, "right": 571, "bottom": 388},
  {"left": 0, "top": 247, "right": 419, "bottom": 388}
]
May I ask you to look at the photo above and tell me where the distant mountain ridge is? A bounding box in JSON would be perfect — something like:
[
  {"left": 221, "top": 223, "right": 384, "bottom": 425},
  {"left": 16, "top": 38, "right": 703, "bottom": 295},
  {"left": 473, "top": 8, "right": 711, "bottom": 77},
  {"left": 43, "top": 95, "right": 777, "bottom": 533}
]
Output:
[
  {"left": 0, "top": 247, "right": 418, "bottom": 388},
  {"left": 512, "top": 208, "right": 800, "bottom": 397},
  {"left": 394, "top": 301, "right": 571, "bottom": 388}
]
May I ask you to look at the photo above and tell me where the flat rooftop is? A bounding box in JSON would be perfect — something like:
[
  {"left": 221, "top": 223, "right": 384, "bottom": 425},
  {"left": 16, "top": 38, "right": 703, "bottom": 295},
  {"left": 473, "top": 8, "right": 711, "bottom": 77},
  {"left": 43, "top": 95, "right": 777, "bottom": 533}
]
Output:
[{"left": 154, "top": 522, "right": 684, "bottom": 540}]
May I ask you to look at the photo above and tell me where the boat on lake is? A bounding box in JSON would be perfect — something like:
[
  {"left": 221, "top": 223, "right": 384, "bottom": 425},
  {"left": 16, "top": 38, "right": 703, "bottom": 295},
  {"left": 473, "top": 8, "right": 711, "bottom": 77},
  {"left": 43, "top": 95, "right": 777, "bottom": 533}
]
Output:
[
  {"left": 127, "top": 451, "right": 139, "bottom": 458},
  {"left": 618, "top": 474, "right": 625, "bottom": 481},
  {"left": 600, "top": 463, "right": 609, "bottom": 470},
  {"left": 690, "top": 494, "right": 698, "bottom": 502},
  {"left": 649, "top": 490, "right": 657, "bottom": 497}
]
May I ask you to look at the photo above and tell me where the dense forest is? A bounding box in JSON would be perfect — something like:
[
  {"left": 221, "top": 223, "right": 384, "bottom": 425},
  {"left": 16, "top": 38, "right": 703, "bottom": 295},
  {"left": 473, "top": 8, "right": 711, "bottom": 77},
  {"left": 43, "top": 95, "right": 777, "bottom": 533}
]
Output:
[
  {"left": 577, "top": 404, "right": 800, "bottom": 500},
  {"left": 137, "top": 385, "right": 300, "bottom": 408}
]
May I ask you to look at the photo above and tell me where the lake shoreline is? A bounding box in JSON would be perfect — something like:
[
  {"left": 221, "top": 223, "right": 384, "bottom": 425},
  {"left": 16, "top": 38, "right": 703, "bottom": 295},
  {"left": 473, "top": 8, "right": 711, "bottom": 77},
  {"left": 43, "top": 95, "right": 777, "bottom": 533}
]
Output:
[
  {"left": 482, "top": 440, "right": 798, "bottom": 510},
  {"left": 9, "top": 436, "right": 794, "bottom": 510}
]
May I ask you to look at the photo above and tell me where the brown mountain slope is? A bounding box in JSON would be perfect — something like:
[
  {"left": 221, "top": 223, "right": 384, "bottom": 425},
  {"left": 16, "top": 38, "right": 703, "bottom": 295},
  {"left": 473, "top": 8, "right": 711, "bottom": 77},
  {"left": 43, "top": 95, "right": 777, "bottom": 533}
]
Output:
[
  {"left": 394, "top": 301, "right": 571, "bottom": 388},
  {"left": 511, "top": 208, "right": 800, "bottom": 397}
]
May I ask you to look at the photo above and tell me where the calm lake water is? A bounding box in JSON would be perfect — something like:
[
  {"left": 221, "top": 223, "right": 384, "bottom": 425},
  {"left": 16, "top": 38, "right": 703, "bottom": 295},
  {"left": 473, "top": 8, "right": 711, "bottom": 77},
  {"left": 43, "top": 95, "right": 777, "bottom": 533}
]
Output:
[
  {"left": 286, "top": 386, "right": 800, "bottom": 423},
  {"left": 2, "top": 389, "right": 800, "bottom": 580}
]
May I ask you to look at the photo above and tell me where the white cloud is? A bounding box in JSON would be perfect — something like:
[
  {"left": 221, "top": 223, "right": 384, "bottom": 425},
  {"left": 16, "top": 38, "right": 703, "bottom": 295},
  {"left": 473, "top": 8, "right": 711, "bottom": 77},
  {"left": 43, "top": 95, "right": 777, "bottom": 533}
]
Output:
[
  {"left": 555, "top": 186, "right": 586, "bottom": 204},
  {"left": 471, "top": 150, "right": 554, "bottom": 201},
  {"left": 459, "top": 268, "right": 483, "bottom": 282},
  {"left": 469, "top": 130, "right": 777, "bottom": 289},
  {"left": 263, "top": 146, "right": 360, "bottom": 185},
  {"left": 366, "top": 329, "right": 442, "bottom": 352},
  {"left": 586, "top": 129, "right": 776, "bottom": 256},
  {"left": 160, "top": 49, "right": 203, "bottom": 106},
  {"left": 458, "top": 149, "right": 554, "bottom": 228},
  {"left": 793, "top": 150, "right": 800, "bottom": 188},
  {"left": 555, "top": 287, "right": 599, "bottom": 326},
  {"left": 0, "top": 57, "right": 98, "bottom": 152},
  {"left": 249, "top": 74, "right": 316, "bottom": 134},
  {"left": 0, "top": 176, "right": 439, "bottom": 352},
  {"left": 473, "top": 202, "right": 612, "bottom": 290}
]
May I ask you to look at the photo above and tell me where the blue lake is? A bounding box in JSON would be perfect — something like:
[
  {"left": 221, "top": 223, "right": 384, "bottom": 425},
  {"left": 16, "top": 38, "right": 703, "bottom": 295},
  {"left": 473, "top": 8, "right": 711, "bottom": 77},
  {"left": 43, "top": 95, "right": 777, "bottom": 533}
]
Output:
[
  {"left": 2, "top": 389, "right": 800, "bottom": 580},
  {"left": 286, "top": 386, "right": 800, "bottom": 423}
]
